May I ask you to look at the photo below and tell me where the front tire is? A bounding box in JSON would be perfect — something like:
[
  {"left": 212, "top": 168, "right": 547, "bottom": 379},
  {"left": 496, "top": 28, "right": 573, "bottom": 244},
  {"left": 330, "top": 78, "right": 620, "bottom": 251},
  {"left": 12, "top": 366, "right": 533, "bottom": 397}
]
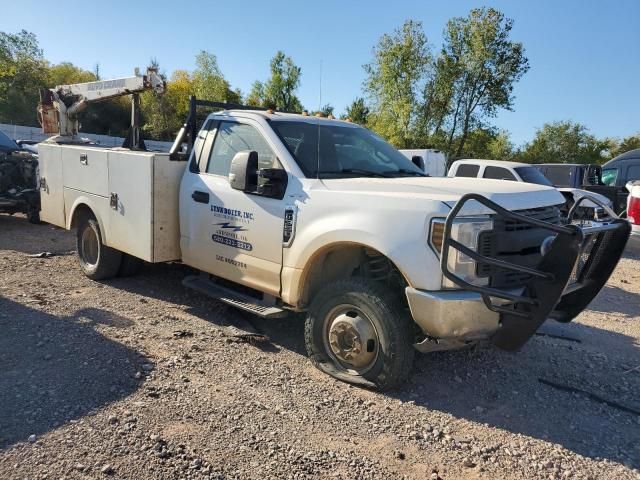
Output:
[
  {"left": 305, "top": 278, "right": 415, "bottom": 390},
  {"left": 76, "top": 213, "right": 122, "bottom": 280}
]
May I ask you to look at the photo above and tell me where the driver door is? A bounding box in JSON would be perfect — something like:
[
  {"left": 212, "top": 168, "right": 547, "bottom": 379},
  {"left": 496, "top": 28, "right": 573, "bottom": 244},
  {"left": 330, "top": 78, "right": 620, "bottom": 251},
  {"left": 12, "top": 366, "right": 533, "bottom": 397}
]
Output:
[{"left": 181, "top": 119, "right": 286, "bottom": 296}]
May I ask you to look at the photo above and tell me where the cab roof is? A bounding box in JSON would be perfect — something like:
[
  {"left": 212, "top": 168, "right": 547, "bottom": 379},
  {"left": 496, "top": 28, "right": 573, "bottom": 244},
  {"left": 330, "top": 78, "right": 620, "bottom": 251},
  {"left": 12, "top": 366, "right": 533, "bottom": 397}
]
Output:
[
  {"left": 451, "top": 159, "right": 529, "bottom": 169},
  {"left": 211, "top": 109, "right": 359, "bottom": 127}
]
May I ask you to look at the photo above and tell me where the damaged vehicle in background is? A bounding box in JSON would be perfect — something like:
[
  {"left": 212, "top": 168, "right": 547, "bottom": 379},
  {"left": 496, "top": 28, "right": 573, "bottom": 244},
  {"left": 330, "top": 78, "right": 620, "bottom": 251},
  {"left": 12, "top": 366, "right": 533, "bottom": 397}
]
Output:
[{"left": 0, "top": 130, "right": 40, "bottom": 223}]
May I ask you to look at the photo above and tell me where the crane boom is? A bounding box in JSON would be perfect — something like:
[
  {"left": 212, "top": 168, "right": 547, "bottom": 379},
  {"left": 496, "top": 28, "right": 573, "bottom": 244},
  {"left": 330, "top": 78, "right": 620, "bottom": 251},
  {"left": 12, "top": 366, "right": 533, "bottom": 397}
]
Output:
[{"left": 38, "top": 67, "right": 165, "bottom": 148}]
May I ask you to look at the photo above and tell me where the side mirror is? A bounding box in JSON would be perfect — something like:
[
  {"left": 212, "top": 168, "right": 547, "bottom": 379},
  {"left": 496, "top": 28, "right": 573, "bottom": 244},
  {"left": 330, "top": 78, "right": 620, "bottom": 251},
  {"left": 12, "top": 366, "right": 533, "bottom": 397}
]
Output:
[
  {"left": 258, "top": 168, "right": 288, "bottom": 199},
  {"left": 229, "top": 151, "right": 258, "bottom": 191},
  {"left": 411, "top": 155, "right": 425, "bottom": 171}
]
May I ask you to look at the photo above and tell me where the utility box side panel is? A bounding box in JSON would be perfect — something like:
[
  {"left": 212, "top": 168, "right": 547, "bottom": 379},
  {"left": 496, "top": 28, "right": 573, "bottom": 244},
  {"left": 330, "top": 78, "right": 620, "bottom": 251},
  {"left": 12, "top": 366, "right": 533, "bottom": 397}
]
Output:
[
  {"left": 152, "top": 155, "right": 185, "bottom": 262},
  {"left": 107, "top": 151, "right": 154, "bottom": 261},
  {"left": 38, "top": 143, "right": 66, "bottom": 227},
  {"left": 61, "top": 146, "right": 110, "bottom": 197}
]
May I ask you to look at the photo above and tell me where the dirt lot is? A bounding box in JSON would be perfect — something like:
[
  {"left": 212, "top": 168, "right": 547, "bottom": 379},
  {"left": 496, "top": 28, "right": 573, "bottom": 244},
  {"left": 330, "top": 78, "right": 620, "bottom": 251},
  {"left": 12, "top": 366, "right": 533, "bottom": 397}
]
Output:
[{"left": 0, "top": 214, "right": 638, "bottom": 480}]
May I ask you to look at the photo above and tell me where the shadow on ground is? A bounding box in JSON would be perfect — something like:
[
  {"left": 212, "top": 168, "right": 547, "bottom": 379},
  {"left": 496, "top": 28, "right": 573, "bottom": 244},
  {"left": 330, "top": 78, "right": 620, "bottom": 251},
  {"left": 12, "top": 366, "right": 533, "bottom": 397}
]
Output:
[
  {"left": 107, "top": 261, "right": 640, "bottom": 468},
  {"left": 0, "top": 214, "right": 74, "bottom": 255},
  {"left": 0, "top": 297, "right": 146, "bottom": 448}
]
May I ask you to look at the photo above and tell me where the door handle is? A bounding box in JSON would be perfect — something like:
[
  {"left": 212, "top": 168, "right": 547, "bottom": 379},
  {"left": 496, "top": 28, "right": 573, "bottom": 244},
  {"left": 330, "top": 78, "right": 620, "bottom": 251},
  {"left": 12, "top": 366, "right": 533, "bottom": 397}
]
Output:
[
  {"left": 80, "top": 154, "right": 88, "bottom": 165},
  {"left": 192, "top": 190, "right": 209, "bottom": 204}
]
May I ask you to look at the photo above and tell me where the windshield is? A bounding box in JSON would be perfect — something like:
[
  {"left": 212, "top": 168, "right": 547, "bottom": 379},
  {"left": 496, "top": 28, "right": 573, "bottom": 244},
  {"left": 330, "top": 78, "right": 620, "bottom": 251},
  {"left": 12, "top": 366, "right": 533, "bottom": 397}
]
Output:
[
  {"left": 514, "top": 167, "right": 553, "bottom": 186},
  {"left": 271, "top": 121, "right": 425, "bottom": 178},
  {"left": 0, "top": 130, "right": 19, "bottom": 153}
]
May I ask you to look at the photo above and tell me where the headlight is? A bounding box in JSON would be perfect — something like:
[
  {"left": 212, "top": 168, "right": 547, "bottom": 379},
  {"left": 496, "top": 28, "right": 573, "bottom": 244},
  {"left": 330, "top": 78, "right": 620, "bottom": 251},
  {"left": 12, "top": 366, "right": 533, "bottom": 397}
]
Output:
[{"left": 430, "top": 217, "right": 493, "bottom": 288}]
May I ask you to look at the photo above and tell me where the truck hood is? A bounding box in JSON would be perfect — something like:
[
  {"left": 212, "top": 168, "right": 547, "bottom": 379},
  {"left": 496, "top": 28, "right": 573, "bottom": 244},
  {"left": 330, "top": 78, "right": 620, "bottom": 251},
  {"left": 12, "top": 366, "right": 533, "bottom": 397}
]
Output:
[{"left": 321, "top": 177, "right": 565, "bottom": 211}]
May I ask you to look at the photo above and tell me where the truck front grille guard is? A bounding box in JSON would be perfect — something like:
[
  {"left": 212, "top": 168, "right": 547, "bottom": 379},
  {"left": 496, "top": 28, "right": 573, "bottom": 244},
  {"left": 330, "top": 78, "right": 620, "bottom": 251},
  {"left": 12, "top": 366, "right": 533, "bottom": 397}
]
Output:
[{"left": 441, "top": 193, "right": 630, "bottom": 351}]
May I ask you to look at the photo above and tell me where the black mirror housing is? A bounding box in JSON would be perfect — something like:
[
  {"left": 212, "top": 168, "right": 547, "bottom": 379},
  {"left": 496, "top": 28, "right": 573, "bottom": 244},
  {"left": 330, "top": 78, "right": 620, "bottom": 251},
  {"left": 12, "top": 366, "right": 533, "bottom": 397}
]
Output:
[{"left": 229, "top": 151, "right": 258, "bottom": 191}]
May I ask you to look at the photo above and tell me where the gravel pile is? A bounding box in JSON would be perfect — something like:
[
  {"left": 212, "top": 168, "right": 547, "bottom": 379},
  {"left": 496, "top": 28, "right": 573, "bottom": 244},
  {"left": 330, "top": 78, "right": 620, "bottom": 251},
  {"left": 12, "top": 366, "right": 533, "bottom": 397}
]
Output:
[{"left": 0, "top": 214, "right": 638, "bottom": 479}]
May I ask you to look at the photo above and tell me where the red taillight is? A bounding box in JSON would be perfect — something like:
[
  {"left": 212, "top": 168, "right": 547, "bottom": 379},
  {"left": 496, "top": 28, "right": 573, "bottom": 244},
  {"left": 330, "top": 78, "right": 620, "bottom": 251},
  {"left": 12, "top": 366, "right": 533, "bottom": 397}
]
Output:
[{"left": 628, "top": 196, "right": 640, "bottom": 224}]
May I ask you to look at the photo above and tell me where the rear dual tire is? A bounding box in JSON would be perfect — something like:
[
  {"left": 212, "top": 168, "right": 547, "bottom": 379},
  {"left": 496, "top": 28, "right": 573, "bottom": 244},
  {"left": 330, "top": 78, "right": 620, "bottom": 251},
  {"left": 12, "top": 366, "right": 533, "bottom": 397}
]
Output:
[
  {"left": 76, "top": 213, "right": 144, "bottom": 280},
  {"left": 76, "top": 214, "right": 122, "bottom": 280}
]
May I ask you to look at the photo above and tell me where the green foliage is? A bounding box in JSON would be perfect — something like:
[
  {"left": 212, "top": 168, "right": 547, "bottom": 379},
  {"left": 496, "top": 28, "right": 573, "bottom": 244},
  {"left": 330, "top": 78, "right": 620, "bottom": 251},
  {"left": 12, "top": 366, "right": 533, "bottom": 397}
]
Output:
[
  {"left": 245, "top": 80, "right": 265, "bottom": 107},
  {"left": 445, "top": 127, "right": 514, "bottom": 160},
  {"left": 0, "top": 30, "right": 49, "bottom": 126},
  {"left": 312, "top": 103, "right": 334, "bottom": 117},
  {"left": 192, "top": 51, "right": 240, "bottom": 104},
  {"left": 48, "top": 62, "right": 95, "bottom": 86},
  {"left": 519, "top": 121, "right": 609, "bottom": 164},
  {"left": 609, "top": 133, "right": 640, "bottom": 158},
  {"left": 248, "top": 51, "right": 303, "bottom": 111},
  {"left": 438, "top": 8, "right": 529, "bottom": 156},
  {"left": 341, "top": 97, "right": 370, "bottom": 125},
  {"left": 141, "top": 69, "right": 193, "bottom": 140},
  {"left": 364, "top": 20, "right": 431, "bottom": 148}
]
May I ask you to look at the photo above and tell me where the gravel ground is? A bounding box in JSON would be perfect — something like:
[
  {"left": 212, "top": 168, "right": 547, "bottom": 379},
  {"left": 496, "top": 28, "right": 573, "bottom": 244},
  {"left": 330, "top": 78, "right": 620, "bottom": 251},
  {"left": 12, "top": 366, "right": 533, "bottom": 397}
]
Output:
[{"left": 0, "top": 213, "right": 639, "bottom": 480}]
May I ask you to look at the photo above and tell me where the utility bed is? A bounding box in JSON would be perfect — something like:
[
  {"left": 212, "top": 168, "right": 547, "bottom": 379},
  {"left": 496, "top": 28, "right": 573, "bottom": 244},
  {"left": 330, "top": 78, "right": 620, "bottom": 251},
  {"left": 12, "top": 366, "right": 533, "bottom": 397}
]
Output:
[{"left": 38, "top": 143, "right": 185, "bottom": 262}]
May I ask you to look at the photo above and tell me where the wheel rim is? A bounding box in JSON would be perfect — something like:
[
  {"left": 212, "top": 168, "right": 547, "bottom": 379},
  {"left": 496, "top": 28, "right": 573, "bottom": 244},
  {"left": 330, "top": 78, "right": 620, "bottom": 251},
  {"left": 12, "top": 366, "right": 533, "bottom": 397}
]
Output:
[
  {"left": 80, "top": 225, "right": 99, "bottom": 267},
  {"left": 323, "top": 304, "right": 380, "bottom": 375}
]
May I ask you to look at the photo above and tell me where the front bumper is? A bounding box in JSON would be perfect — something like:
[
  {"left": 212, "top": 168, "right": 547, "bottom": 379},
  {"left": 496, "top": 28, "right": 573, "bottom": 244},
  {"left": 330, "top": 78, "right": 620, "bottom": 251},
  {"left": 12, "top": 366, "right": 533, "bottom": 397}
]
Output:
[
  {"left": 406, "top": 288, "right": 499, "bottom": 340},
  {"left": 438, "top": 193, "right": 630, "bottom": 351}
]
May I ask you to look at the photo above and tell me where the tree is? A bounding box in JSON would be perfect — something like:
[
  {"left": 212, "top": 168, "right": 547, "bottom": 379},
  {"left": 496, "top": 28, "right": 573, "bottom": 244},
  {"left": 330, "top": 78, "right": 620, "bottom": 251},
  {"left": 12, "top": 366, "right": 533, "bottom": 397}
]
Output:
[
  {"left": 363, "top": 20, "right": 431, "bottom": 148},
  {"left": 248, "top": 51, "right": 303, "bottom": 111},
  {"left": 0, "top": 30, "right": 49, "bottom": 126},
  {"left": 141, "top": 69, "right": 193, "bottom": 140},
  {"left": 245, "top": 80, "right": 265, "bottom": 107},
  {"left": 438, "top": 8, "right": 529, "bottom": 156},
  {"left": 192, "top": 50, "right": 240, "bottom": 104},
  {"left": 610, "top": 133, "right": 640, "bottom": 158},
  {"left": 313, "top": 103, "right": 334, "bottom": 117},
  {"left": 341, "top": 97, "right": 370, "bottom": 125},
  {"left": 520, "top": 121, "right": 609, "bottom": 164},
  {"left": 48, "top": 62, "right": 95, "bottom": 86},
  {"left": 487, "top": 130, "right": 514, "bottom": 160}
]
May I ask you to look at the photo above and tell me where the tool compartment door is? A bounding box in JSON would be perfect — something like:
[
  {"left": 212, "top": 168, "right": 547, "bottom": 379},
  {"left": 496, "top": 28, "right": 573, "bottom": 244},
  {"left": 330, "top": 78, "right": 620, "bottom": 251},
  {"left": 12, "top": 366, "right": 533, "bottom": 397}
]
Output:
[
  {"left": 38, "top": 143, "right": 66, "bottom": 227},
  {"left": 107, "top": 150, "right": 154, "bottom": 261},
  {"left": 61, "top": 146, "right": 109, "bottom": 197}
]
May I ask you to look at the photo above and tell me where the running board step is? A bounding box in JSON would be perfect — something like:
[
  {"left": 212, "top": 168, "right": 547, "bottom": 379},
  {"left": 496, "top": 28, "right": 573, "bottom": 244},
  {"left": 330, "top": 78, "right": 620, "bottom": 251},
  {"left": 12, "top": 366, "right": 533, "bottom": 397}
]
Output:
[{"left": 182, "top": 275, "right": 288, "bottom": 318}]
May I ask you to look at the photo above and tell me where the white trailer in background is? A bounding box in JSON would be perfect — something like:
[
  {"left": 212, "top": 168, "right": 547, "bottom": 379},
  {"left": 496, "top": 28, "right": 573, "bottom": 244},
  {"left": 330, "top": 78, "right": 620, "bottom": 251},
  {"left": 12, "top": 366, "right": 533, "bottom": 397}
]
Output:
[{"left": 399, "top": 149, "right": 447, "bottom": 177}]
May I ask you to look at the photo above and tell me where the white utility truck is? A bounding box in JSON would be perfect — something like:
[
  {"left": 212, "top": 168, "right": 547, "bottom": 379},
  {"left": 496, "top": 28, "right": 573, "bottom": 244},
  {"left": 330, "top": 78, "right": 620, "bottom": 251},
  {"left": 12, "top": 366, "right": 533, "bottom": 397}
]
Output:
[{"left": 37, "top": 86, "right": 630, "bottom": 390}]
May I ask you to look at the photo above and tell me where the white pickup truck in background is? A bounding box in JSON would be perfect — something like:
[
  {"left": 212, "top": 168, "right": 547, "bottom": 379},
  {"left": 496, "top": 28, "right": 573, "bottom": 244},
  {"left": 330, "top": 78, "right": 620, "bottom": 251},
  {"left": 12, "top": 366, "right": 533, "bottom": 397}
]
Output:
[
  {"left": 37, "top": 94, "right": 630, "bottom": 390},
  {"left": 448, "top": 159, "right": 614, "bottom": 218}
]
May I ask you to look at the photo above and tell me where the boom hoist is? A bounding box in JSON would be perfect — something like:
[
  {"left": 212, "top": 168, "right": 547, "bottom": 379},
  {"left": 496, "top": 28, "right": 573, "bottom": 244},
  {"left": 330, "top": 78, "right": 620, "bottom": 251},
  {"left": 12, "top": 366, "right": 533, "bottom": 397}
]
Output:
[{"left": 38, "top": 67, "right": 165, "bottom": 150}]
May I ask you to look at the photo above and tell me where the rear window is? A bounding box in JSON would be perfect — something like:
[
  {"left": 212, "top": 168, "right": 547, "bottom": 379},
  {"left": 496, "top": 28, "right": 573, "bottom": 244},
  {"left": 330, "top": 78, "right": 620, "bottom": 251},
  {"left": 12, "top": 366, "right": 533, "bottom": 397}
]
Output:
[
  {"left": 514, "top": 167, "right": 553, "bottom": 186},
  {"left": 483, "top": 166, "right": 517, "bottom": 181},
  {"left": 454, "top": 164, "right": 480, "bottom": 177},
  {"left": 542, "top": 166, "right": 573, "bottom": 187}
]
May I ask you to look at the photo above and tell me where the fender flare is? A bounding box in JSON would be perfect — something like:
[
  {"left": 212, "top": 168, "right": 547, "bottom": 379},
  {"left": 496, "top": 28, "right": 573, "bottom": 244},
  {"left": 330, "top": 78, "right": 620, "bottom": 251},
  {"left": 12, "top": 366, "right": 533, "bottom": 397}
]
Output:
[{"left": 66, "top": 196, "right": 109, "bottom": 245}]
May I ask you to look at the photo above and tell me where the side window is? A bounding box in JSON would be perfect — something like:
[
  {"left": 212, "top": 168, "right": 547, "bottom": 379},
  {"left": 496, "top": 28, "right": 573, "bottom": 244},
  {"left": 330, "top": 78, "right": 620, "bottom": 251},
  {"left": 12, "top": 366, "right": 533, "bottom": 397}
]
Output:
[
  {"left": 625, "top": 164, "right": 640, "bottom": 183},
  {"left": 189, "top": 120, "right": 213, "bottom": 172},
  {"left": 483, "top": 166, "right": 516, "bottom": 181},
  {"left": 206, "top": 122, "right": 278, "bottom": 176},
  {"left": 602, "top": 168, "right": 618, "bottom": 186},
  {"left": 455, "top": 164, "right": 480, "bottom": 177}
]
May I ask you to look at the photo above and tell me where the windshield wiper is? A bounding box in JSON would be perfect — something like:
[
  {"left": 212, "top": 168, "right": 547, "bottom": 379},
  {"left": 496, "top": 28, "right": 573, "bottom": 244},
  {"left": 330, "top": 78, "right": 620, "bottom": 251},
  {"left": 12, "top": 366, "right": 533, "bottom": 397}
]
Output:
[
  {"left": 384, "top": 169, "right": 428, "bottom": 177},
  {"left": 320, "top": 169, "right": 392, "bottom": 178}
]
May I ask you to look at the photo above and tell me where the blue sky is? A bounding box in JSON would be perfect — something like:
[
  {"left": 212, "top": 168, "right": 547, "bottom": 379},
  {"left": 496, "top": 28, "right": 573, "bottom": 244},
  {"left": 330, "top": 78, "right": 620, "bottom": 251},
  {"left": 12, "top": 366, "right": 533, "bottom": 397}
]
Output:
[{"left": 2, "top": 0, "right": 639, "bottom": 146}]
